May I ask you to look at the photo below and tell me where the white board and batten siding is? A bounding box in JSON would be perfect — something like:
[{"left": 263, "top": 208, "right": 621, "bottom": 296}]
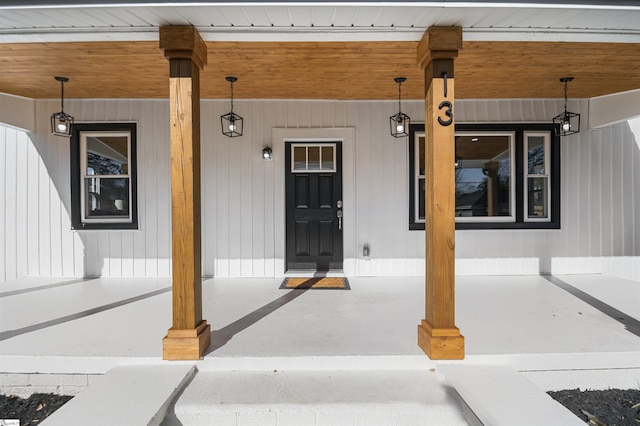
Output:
[{"left": 0, "top": 98, "right": 638, "bottom": 280}]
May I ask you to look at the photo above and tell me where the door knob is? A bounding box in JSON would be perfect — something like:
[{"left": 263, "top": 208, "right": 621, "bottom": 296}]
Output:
[{"left": 337, "top": 210, "right": 343, "bottom": 231}]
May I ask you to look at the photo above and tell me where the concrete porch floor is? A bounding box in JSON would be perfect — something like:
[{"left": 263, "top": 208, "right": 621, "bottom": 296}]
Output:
[{"left": 1, "top": 274, "right": 639, "bottom": 424}]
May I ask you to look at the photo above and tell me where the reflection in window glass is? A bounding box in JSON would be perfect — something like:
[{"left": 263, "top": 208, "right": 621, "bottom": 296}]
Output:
[
  {"left": 525, "top": 133, "right": 550, "bottom": 220},
  {"left": 528, "top": 177, "right": 548, "bottom": 218},
  {"left": 78, "top": 128, "right": 135, "bottom": 226},
  {"left": 454, "top": 135, "right": 512, "bottom": 218},
  {"left": 85, "top": 178, "right": 130, "bottom": 218},
  {"left": 418, "top": 136, "right": 425, "bottom": 175},
  {"left": 528, "top": 136, "right": 545, "bottom": 174},
  {"left": 418, "top": 178, "right": 425, "bottom": 220},
  {"left": 85, "top": 136, "right": 129, "bottom": 176}
]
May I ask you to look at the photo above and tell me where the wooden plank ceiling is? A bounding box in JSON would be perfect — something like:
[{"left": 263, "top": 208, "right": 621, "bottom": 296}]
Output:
[{"left": 0, "top": 40, "right": 639, "bottom": 100}]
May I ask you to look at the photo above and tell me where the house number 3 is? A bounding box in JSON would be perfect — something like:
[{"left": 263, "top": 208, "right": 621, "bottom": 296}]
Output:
[
  {"left": 438, "top": 101, "right": 453, "bottom": 126},
  {"left": 437, "top": 72, "right": 453, "bottom": 127}
]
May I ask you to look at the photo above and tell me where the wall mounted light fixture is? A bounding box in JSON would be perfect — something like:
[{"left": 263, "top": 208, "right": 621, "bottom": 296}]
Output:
[
  {"left": 221, "top": 76, "right": 243, "bottom": 138},
  {"left": 390, "top": 77, "right": 410, "bottom": 138},
  {"left": 262, "top": 146, "right": 272, "bottom": 160},
  {"left": 552, "top": 77, "right": 580, "bottom": 136},
  {"left": 51, "top": 76, "right": 74, "bottom": 137}
]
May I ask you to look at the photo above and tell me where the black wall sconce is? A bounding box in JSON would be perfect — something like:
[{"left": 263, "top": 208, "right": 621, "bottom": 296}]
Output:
[
  {"left": 262, "top": 147, "right": 272, "bottom": 160},
  {"left": 51, "top": 76, "right": 74, "bottom": 137}
]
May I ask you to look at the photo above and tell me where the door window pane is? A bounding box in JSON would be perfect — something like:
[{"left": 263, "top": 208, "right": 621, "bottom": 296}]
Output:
[
  {"left": 308, "top": 146, "right": 320, "bottom": 170},
  {"left": 293, "top": 146, "right": 307, "bottom": 170},
  {"left": 321, "top": 146, "right": 334, "bottom": 170},
  {"left": 291, "top": 144, "right": 336, "bottom": 172}
]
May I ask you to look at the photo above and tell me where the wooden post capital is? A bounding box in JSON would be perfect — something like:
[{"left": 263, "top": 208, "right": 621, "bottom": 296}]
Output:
[
  {"left": 417, "top": 27, "right": 462, "bottom": 70},
  {"left": 159, "top": 26, "right": 208, "bottom": 69}
]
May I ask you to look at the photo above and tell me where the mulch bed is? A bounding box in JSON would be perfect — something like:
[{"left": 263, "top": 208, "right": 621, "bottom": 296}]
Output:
[
  {"left": 548, "top": 389, "right": 640, "bottom": 426},
  {"left": 0, "top": 389, "right": 639, "bottom": 425},
  {"left": 0, "top": 393, "right": 73, "bottom": 425}
]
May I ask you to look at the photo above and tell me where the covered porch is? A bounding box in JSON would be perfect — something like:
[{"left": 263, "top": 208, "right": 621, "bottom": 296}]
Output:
[{"left": 0, "top": 273, "right": 639, "bottom": 424}]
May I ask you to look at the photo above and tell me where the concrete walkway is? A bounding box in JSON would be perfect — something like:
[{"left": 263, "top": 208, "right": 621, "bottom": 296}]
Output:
[{"left": 1, "top": 274, "right": 639, "bottom": 424}]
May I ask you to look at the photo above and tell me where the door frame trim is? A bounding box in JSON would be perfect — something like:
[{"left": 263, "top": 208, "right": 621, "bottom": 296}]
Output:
[{"left": 272, "top": 127, "right": 356, "bottom": 277}]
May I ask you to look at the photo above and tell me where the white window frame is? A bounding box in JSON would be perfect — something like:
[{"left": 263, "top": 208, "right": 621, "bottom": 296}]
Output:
[
  {"left": 523, "top": 131, "right": 552, "bottom": 223},
  {"left": 290, "top": 143, "right": 337, "bottom": 173},
  {"left": 80, "top": 131, "right": 133, "bottom": 224}
]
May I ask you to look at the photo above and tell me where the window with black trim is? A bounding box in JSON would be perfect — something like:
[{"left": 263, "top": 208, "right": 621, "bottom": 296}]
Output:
[
  {"left": 70, "top": 123, "right": 138, "bottom": 230},
  {"left": 409, "top": 123, "right": 560, "bottom": 230}
]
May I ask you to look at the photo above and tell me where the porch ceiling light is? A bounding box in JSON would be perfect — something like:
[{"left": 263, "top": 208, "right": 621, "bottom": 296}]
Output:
[
  {"left": 390, "top": 77, "right": 410, "bottom": 138},
  {"left": 221, "top": 76, "right": 243, "bottom": 138},
  {"left": 262, "top": 146, "right": 272, "bottom": 160},
  {"left": 51, "top": 76, "right": 74, "bottom": 137},
  {"left": 552, "top": 77, "right": 580, "bottom": 137}
]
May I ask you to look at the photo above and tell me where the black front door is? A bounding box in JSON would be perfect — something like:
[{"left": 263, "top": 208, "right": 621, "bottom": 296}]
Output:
[{"left": 285, "top": 142, "right": 343, "bottom": 271}]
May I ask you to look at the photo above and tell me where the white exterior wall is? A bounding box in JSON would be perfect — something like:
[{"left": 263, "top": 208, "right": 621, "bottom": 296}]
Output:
[{"left": 1, "top": 98, "right": 638, "bottom": 279}]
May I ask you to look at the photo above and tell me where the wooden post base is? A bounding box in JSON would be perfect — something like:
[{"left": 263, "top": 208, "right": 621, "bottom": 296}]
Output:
[
  {"left": 418, "top": 320, "right": 465, "bottom": 360},
  {"left": 163, "top": 320, "right": 211, "bottom": 360}
]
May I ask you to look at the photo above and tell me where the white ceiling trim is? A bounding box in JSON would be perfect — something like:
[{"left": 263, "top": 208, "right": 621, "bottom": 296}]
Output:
[
  {"left": 2, "top": 2, "right": 639, "bottom": 11},
  {"left": 1, "top": 26, "right": 639, "bottom": 44}
]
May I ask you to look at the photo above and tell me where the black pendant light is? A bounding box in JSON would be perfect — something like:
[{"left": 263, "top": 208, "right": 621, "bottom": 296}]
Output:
[
  {"left": 553, "top": 77, "right": 580, "bottom": 136},
  {"left": 390, "top": 77, "right": 410, "bottom": 138},
  {"left": 51, "top": 76, "right": 74, "bottom": 137},
  {"left": 221, "top": 76, "right": 243, "bottom": 138}
]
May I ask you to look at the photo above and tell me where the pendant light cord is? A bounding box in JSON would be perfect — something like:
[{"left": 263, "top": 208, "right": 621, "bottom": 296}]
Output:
[
  {"left": 397, "top": 80, "right": 402, "bottom": 114},
  {"left": 60, "top": 79, "right": 65, "bottom": 113}
]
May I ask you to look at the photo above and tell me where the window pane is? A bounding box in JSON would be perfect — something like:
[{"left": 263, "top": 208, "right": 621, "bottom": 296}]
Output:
[
  {"left": 293, "top": 146, "right": 306, "bottom": 170},
  {"left": 86, "top": 136, "right": 128, "bottom": 175},
  {"left": 527, "top": 136, "right": 545, "bottom": 174},
  {"left": 528, "top": 177, "right": 548, "bottom": 218},
  {"left": 308, "top": 146, "right": 320, "bottom": 170},
  {"left": 321, "top": 146, "right": 334, "bottom": 170},
  {"left": 418, "top": 178, "right": 425, "bottom": 220},
  {"left": 418, "top": 136, "right": 425, "bottom": 176},
  {"left": 85, "top": 177, "right": 130, "bottom": 218},
  {"left": 455, "top": 135, "right": 511, "bottom": 217}
]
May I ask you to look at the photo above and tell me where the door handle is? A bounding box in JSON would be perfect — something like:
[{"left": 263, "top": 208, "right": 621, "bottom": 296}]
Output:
[{"left": 337, "top": 210, "right": 343, "bottom": 231}]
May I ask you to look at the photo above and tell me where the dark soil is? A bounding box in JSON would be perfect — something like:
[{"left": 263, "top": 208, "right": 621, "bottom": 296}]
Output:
[
  {"left": 0, "top": 393, "right": 73, "bottom": 425},
  {"left": 1, "top": 389, "right": 639, "bottom": 425},
  {"left": 548, "top": 389, "right": 640, "bottom": 426}
]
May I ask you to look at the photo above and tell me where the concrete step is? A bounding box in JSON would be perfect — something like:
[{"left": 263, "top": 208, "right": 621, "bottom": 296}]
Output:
[
  {"left": 167, "top": 369, "right": 469, "bottom": 426},
  {"left": 41, "top": 364, "right": 196, "bottom": 426},
  {"left": 437, "top": 364, "right": 585, "bottom": 426}
]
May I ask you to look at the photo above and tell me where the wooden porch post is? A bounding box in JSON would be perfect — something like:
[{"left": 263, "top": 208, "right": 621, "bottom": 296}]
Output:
[
  {"left": 159, "top": 26, "right": 211, "bottom": 360},
  {"left": 416, "top": 27, "right": 465, "bottom": 360}
]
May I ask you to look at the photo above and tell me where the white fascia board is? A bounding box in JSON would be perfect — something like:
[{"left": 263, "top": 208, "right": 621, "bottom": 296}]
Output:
[
  {"left": 0, "top": 92, "right": 35, "bottom": 133},
  {"left": 589, "top": 88, "right": 640, "bottom": 129},
  {"left": 1, "top": 27, "right": 639, "bottom": 43}
]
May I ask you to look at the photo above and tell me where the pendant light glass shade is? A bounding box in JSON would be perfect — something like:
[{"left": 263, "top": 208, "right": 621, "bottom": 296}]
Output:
[
  {"left": 51, "top": 76, "right": 74, "bottom": 137},
  {"left": 221, "top": 76, "right": 243, "bottom": 138},
  {"left": 390, "top": 77, "right": 410, "bottom": 138},
  {"left": 552, "top": 77, "right": 580, "bottom": 136}
]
